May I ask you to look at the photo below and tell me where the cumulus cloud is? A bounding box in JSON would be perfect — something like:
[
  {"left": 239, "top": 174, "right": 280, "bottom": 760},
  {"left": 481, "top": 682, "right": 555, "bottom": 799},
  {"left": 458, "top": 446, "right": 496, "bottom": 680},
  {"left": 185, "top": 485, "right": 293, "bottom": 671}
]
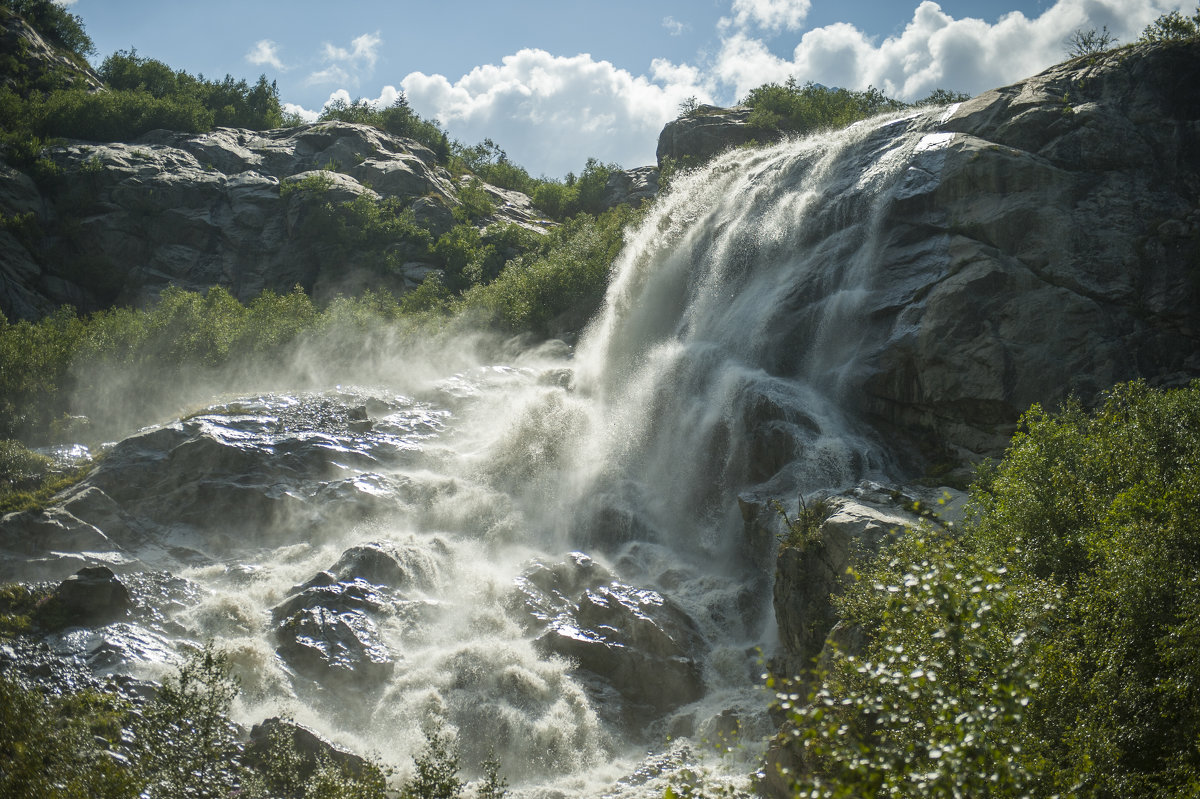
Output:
[
  {"left": 298, "top": 0, "right": 1189, "bottom": 176},
  {"left": 282, "top": 102, "right": 319, "bottom": 123},
  {"left": 713, "top": 0, "right": 1189, "bottom": 101},
  {"left": 246, "top": 39, "right": 287, "bottom": 71},
  {"left": 399, "top": 49, "right": 713, "bottom": 176},
  {"left": 722, "top": 0, "right": 812, "bottom": 32}
]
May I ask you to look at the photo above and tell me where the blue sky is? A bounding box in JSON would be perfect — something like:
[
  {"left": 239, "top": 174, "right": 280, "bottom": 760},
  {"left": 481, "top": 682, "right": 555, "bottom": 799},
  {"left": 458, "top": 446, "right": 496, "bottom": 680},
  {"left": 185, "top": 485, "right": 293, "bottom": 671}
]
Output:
[{"left": 66, "top": 0, "right": 1187, "bottom": 176}]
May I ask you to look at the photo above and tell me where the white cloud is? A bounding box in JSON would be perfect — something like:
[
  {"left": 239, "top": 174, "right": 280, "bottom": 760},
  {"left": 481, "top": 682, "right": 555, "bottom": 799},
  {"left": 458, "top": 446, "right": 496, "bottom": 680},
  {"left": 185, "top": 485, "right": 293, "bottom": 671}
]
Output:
[
  {"left": 713, "top": 0, "right": 1189, "bottom": 101},
  {"left": 322, "top": 32, "right": 383, "bottom": 69},
  {"left": 52, "top": 0, "right": 77, "bottom": 6},
  {"left": 306, "top": 32, "right": 383, "bottom": 88},
  {"left": 305, "top": 64, "right": 351, "bottom": 88},
  {"left": 663, "top": 16, "right": 689, "bottom": 36},
  {"left": 282, "top": 102, "right": 319, "bottom": 123},
  {"left": 246, "top": 39, "right": 287, "bottom": 71},
  {"left": 399, "top": 49, "right": 713, "bottom": 176},
  {"left": 297, "top": 0, "right": 1190, "bottom": 176},
  {"left": 722, "top": 0, "right": 812, "bottom": 32}
]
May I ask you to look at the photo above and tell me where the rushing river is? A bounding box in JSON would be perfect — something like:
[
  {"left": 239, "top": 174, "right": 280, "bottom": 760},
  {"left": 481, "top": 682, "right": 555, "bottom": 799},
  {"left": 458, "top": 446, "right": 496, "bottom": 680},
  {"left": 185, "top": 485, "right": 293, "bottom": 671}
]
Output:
[{"left": 15, "top": 105, "right": 963, "bottom": 796}]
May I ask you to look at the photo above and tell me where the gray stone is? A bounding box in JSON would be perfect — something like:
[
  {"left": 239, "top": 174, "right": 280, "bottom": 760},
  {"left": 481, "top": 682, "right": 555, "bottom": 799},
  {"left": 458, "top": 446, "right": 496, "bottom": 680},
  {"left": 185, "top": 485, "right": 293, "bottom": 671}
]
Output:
[
  {"left": 514, "top": 554, "right": 707, "bottom": 720},
  {"left": 42, "top": 565, "right": 132, "bottom": 627},
  {"left": 656, "top": 106, "right": 778, "bottom": 166}
]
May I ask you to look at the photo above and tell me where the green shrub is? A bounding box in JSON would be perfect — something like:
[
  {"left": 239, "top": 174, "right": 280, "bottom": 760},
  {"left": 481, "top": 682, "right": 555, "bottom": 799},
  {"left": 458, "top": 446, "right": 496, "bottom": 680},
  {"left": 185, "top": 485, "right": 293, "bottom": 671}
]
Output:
[
  {"left": 452, "top": 178, "right": 495, "bottom": 223},
  {"left": 742, "top": 80, "right": 908, "bottom": 138},
  {"left": 459, "top": 204, "right": 637, "bottom": 335},
  {"left": 780, "top": 380, "right": 1200, "bottom": 798},
  {"left": 778, "top": 531, "right": 1051, "bottom": 798},
  {"left": 133, "top": 644, "right": 243, "bottom": 799},
  {"left": 401, "top": 726, "right": 463, "bottom": 799},
  {"left": 0, "top": 672, "right": 137, "bottom": 798},
  {"left": 1140, "top": 5, "right": 1200, "bottom": 41}
]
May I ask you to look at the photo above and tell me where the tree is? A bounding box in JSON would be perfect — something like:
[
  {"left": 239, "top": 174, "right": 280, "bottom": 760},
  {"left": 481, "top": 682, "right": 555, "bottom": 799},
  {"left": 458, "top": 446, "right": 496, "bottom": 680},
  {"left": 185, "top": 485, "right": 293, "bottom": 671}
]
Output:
[
  {"left": 133, "top": 644, "right": 244, "bottom": 799},
  {"left": 401, "top": 726, "right": 463, "bottom": 799},
  {"left": 1066, "top": 26, "right": 1116, "bottom": 57},
  {"left": 1140, "top": 6, "right": 1200, "bottom": 41}
]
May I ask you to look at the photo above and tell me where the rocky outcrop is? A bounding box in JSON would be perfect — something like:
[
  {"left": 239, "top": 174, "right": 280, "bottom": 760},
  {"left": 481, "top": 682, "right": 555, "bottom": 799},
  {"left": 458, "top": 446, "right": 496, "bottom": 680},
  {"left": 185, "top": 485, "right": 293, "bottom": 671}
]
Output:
[
  {"left": 244, "top": 717, "right": 374, "bottom": 783},
  {"left": 0, "top": 121, "right": 550, "bottom": 321},
  {"left": 856, "top": 41, "right": 1200, "bottom": 458},
  {"left": 656, "top": 106, "right": 779, "bottom": 166},
  {"left": 39, "top": 565, "right": 133, "bottom": 628}
]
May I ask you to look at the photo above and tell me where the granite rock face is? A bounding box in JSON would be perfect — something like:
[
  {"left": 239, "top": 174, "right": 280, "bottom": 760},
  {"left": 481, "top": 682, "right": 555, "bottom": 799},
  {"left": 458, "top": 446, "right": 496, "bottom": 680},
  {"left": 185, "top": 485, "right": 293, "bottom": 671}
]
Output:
[
  {"left": 855, "top": 41, "right": 1200, "bottom": 458},
  {"left": 0, "top": 122, "right": 550, "bottom": 320}
]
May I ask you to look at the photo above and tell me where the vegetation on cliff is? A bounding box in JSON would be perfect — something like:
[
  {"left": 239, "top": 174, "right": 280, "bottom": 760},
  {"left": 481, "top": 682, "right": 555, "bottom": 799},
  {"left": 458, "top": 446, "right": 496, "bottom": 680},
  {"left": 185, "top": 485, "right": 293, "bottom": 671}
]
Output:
[{"left": 777, "top": 379, "right": 1200, "bottom": 798}]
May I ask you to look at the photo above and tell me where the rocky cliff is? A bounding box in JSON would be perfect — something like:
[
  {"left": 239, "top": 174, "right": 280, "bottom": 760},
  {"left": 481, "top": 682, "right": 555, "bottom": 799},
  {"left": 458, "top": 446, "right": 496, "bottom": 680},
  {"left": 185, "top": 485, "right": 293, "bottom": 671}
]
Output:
[{"left": 0, "top": 121, "right": 552, "bottom": 320}]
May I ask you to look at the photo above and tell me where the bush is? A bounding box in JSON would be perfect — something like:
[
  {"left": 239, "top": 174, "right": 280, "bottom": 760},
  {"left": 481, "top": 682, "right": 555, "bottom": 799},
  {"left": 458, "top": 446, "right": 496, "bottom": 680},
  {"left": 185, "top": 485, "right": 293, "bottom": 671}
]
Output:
[
  {"left": 134, "top": 644, "right": 243, "bottom": 799},
  {"left": 0, "top": 672, "right": 136, "bottom": 798},
  {"left": 779, "top": 380, "right": 1200, "bottom": 798},
  {"left": 779, "top": 533, "right": 1051, "bottom": 798},
  {"left": 99, "top": 49, "right": 283, "bottom": 130},
  {"left": 1140, "top": 6, "right": 1200, "bottom": 42},
  {"left": 459, "top": 204, "right": 638, "bottom": 335},
  {"left": 742, "top": 79, "right": 908, "bottom": 137},
  {"left": 401, "top": 726, "right": 464, "bottom": 799}
]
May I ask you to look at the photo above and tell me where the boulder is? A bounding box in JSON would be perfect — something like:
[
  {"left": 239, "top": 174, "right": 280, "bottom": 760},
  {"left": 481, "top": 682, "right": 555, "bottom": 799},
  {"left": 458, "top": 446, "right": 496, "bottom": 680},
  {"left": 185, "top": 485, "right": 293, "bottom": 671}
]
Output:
[
  {"left": 514, "top": 554, "right": 707, "bottom": 719},
  {"left": 40, "top": 565, "right": 132, "bottom": 628},
  {"left": 273, "top": 599, "right": 395, "bottom": 690},
  {"left": 772, "top": 483, "right": 966, "bottom": 677},
  {"left": 601, "top": 166, "right": 660, "bottom": 210}
]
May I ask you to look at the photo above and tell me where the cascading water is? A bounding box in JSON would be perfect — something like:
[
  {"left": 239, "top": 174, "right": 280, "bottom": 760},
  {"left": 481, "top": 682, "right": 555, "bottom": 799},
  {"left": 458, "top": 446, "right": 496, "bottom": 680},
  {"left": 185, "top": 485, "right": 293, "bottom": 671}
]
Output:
[{"left": 20, "top": 104, "right": 961, "bottom": 796}]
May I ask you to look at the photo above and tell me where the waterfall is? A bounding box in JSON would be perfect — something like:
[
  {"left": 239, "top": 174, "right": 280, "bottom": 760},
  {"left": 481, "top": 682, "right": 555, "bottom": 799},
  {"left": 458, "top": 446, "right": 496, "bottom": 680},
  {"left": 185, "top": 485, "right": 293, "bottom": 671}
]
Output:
[{"left": 25, "top": 105, "right": 960, "bottom": 797}]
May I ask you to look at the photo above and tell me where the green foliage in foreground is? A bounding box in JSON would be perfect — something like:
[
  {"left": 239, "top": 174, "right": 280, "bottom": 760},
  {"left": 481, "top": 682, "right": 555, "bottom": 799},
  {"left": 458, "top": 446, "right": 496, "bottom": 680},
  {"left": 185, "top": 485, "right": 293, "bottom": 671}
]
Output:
[
  {"left": 776, "top": 380, "right": 1200, "bottom": 798},
  {"left": 0, "top": 642, "right": 507, "bottom": 799},
  {"left": 0, "top": 645, "right": 397, "bottom": 798}
]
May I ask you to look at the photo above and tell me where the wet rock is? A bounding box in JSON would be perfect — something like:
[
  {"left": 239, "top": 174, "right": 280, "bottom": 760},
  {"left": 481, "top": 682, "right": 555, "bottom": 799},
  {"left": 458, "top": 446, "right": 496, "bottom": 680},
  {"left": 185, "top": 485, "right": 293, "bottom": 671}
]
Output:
[
  {"left": 0, "top": 506, "right": 134, "bottom": 581},
  {"left": 245, "top": 716, "right": 373, "bottom": 783},
  {"left": 273, "top": 601, "right": 394, "bottom": 689},
  {"left": 515, "top": 554, "right": 707, "bottom": 719},
  {"left": 40, "top": 565, "right": 132, "bottom": 628},
  {"left": 327, "top": 540, "right": 438, "bottom": 591}
]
